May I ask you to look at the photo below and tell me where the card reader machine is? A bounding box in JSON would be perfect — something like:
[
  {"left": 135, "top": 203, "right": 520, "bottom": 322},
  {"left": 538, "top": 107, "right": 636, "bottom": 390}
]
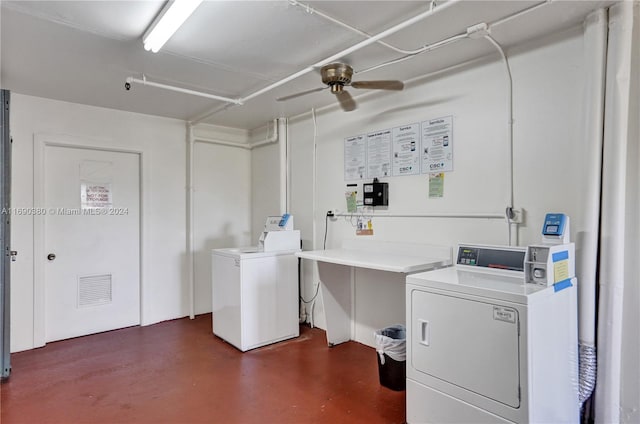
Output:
[
  {"left": 541, "top": 213, "right": 569, "bottom": 242},
  {"left": 279, "top": 213, "right": 291, "bottom": 228},
  {"left": 525, "top": 213, "right": 575, "bottom": 288}
]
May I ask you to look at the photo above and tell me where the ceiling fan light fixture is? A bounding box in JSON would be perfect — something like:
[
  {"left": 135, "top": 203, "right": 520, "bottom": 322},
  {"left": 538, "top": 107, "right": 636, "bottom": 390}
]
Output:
[
  {"left": 321, "top": 62, "right": 353, "bottom": 86},
  {"left": 143, "top": 0, "right": 204, "bottom": 53}
]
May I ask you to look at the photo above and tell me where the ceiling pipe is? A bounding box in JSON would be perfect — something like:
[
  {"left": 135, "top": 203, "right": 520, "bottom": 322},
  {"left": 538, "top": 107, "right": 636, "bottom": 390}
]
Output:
[
  {"left": 490, "top": 0, "right": 553, "bottom": 27},
  {"left": 189, "top": 0, "right": 462, "bottom": 124},
  {"left": 193, "top": 137, "right": 252, "bottom": 150},
  {"left": 192, "top": 119, "right": 279, "bottom": 150},
  {"left": 244, "top": 0, "right": 460, "bottom": 103},
  {"left": 288, "top": 0, "right": 439, "bottom": 55},
  {"left": 192, "top": 0, "right": 554, "bottom": 124},
  {"left": 355, "top": 33, "right": 468, "bottom": 75},
  {"left": 250, "top": 119, "right": 280, "bottom": 149},
  {"left": 125, "top": 76, "right": 243, "bottom": 105},
  {"left": 355, "top": 0, "right": 550, "bottom": 76},
  {"left": 290, "top": 0, "right": 548, "bottom": 73},
  {"left": 142, "top": 0, "right": 553, "bottom": 125}
]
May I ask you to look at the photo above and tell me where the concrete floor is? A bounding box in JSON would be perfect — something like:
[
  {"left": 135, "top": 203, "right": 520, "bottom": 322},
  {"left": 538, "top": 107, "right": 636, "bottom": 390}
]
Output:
[{"left": 1, "top": 314, "right": 405, "bottom": 423}]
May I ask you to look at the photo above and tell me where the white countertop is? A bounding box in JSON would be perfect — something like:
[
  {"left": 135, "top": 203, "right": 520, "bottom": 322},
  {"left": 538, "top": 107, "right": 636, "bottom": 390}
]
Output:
[{"left": 296, "top": 247, "right": 451, "bottom": 273}]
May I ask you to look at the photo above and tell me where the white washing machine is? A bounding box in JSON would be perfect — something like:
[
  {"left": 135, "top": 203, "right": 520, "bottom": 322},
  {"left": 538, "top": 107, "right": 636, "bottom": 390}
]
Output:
[
  {"left": 212, "top": 247, "right": 299, "bottom": 352},
  {"left": 406, "top": 244, "right": 578, "bottom": 423},
  {"left": 212, "top": 215, "right": 300, "bottom": 352}
]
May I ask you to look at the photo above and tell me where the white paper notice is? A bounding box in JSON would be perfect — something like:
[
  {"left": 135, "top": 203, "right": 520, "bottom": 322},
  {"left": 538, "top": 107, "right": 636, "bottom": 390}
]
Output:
[
  {"left": 81, "top": 183, "right": 113, "bottom": 209},
  {"left": 392, "top": 123, "right": 420, "bottom": 176},
  {"left": 344, "top": 135, "right": 366, "bottom": 181},
  {"left": 367, "top": 129, "right": 392, "bottom": 178},
  {"left": 421, "top": 116, "right": 453, "bottom": 173}
]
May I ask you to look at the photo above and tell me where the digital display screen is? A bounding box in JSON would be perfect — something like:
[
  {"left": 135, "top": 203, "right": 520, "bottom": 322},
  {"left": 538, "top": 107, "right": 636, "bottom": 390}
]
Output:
[
  {"left": 545, "top": 225, "right": 559, "bottom": 234},
  {"left": 457, "top": 245, "right": 525, "bottom": 271},
  {"left": 457, "top": 247, "right": 479, "bottom": 265}
]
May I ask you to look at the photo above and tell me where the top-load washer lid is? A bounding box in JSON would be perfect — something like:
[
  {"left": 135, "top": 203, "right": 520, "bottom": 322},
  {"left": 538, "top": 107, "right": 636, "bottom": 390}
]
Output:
[{"left": 212, "top": 247, "right": 300, "bottom": 259}]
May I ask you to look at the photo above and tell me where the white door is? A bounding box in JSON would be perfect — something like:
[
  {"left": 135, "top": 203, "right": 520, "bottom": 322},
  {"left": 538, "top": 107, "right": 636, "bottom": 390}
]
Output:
[{"left": 44, "top": 145, "right": 140, "bottom": 342}]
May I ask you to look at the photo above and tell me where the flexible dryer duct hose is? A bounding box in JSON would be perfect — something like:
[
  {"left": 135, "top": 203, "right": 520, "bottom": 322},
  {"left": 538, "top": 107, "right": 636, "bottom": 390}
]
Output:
[{"left": 579, "top": 344, "right": 597, "bottom": 405}]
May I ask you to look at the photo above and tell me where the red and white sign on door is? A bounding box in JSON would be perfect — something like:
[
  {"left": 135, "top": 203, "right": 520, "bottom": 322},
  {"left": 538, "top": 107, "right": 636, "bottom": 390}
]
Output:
[{"left": 81, "top": 183, "right": 112, "bottom": 209}]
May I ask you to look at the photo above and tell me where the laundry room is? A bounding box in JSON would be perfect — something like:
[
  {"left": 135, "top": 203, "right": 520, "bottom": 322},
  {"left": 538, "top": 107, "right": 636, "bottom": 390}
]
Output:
[{"left": 0, "top": 1, "right": 638, "bottom": 423}]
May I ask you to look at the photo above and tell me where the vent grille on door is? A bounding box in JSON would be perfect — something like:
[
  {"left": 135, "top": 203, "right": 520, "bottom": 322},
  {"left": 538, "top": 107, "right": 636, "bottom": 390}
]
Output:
[{"left": 78, "top": 274, "right": 112, "bottom": 307}]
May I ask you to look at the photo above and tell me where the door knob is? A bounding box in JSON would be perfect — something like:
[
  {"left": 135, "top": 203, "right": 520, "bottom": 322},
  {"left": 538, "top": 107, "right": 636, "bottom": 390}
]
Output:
[{"left": 47, "top": 253, "right": 56, "bottom": 261}]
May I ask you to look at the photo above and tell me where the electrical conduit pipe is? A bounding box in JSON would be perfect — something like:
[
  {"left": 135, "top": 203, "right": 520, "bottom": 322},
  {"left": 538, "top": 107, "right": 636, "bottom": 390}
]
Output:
[{"left": 186, "top": 123, "right": 195, "bottom": 319}]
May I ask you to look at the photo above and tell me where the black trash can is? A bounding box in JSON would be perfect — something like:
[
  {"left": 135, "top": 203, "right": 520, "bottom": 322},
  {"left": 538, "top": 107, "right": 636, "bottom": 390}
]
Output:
[{"left": 374, "top": 325, "right": 406, "bottom": 391}]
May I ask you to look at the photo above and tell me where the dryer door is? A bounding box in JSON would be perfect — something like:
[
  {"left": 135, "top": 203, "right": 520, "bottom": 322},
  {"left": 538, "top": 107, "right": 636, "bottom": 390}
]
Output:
[{"left": 411, "top": 290, "right": 521, "bottom": 408}]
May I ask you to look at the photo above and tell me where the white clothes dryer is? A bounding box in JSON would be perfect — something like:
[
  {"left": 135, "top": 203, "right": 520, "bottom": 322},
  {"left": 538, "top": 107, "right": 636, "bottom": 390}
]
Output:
[{"left": 406, "top": 244, "right": 578, "bottom": 423}]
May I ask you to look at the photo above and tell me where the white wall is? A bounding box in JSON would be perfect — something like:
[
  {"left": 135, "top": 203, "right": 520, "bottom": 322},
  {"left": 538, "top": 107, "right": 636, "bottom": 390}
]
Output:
[
  {"left": 10, "top": 94, "right": 189, "bottom": 352},
  {"left": 289, "top": 26, "right": 589, "bottom": 345},
  {"left": 251, "top": 130, "right": 281, "bottom": 243},
  {"left": 193, "top": 140, "right": 252, "bottom": 315}
]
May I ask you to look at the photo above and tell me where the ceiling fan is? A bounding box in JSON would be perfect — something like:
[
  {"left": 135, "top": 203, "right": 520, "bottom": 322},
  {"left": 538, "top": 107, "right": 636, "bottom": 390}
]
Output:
[{"left": 276, "top": 62, "right": 404, "bottom": 112}]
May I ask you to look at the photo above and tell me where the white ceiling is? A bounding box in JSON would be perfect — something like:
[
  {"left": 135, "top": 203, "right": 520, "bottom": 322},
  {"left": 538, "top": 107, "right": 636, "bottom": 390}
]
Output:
[{"left": 0, "top": 0, "right": 614, "bottom": 130}]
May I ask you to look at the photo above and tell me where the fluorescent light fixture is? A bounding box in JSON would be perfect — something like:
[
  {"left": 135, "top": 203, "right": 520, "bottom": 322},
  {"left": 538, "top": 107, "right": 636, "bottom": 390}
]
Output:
[{"left": 143, "top": 0, "right": 204, "bottom": 53}]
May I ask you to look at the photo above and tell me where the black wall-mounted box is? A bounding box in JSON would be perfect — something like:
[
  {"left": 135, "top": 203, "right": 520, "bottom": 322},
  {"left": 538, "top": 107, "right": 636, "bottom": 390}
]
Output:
[{"left": 363, "top": 181, "right": 388, "bottom": 206}]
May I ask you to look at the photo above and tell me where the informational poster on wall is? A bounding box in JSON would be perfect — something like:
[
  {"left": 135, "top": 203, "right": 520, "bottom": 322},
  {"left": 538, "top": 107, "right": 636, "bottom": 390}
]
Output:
[
  {"left": 344, "top": 135, "right": 366, "bottom": 180},
  {"left": 366, "top": 129, "right": 392, "bottom": 178},
  {"left": 421, "top": 115, "right": 453, "bottom": 174},
  {"left": 81, "top": 183, "right": 113, "bottom": 210},
  {"left": 392, "top": 123, "right": 420, "bottom": 176},
  {"left": 344, "top": 115, "right": 453, "bottom": 181}
]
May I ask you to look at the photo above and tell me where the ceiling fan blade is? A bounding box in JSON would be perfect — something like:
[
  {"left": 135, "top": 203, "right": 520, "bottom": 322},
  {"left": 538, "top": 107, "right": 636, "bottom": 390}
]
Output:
[
  {"left": 335, "top": 90, "right": 356, "bottom": 112},
  {"left": 351, "top": 80, "right": 404, "bottom": 91},
  {"left": 276, "top": 87, "right": 326, "bottom": 101}
]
